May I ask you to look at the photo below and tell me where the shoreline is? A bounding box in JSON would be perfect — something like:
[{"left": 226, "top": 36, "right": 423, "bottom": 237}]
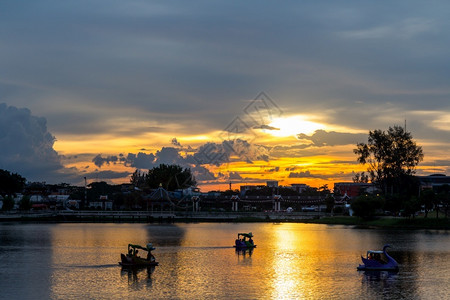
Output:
[
  {"left": 299, "top": 216, "right": 450, "bottom": 230},
  {"left": 1, "top": 211, "right": 449, "bottom": 230}
]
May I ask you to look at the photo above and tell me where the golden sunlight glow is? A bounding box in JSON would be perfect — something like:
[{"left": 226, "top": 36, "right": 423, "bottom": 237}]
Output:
[
  {"left": 410, "top": 111, "right": 450, "bottom": 132},
  {"left": 54, "top": 122, "right": 372, "bottom": 190},
  {"left": 267, "top": 115, "right": 323, "bottom": 137},
  {"left": 54, "top": 133, "right": 168, "bottom": 155},
  {"left": 432, "top": 114, "right": 450, "bottom": 131}
]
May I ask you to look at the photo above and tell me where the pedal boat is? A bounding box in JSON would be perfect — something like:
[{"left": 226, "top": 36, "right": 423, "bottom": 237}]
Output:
[
  {"left": 233, "top": 232, "right": 256, "bottom": 249},
  {"left": 357, "top": 244, "right": 398, "bottom": 271},
  {"left": 119, "top": 243, "right": 159, "bottom": 267}
]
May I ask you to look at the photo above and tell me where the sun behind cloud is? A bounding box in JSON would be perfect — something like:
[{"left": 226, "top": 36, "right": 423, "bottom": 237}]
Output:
[{"left": 267, "top": 115, "right": 324, "bottom": 137}]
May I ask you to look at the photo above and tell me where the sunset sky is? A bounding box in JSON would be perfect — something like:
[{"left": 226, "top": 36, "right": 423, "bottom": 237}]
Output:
[{"left": 1, "top": 1, "right": 449, "bottom": 191}]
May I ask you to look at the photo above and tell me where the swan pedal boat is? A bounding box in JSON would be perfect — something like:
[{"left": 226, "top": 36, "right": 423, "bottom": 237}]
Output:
[{"left": 357, "top": 244, "right": 399, "bottom": 271}]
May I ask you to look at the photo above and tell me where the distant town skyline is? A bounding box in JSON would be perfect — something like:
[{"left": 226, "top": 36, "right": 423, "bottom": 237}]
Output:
[{"left": 1, "top": 1, "right": 449, "bottom": 191}]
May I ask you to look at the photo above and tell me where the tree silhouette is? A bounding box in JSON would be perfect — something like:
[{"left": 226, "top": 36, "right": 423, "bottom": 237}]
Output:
[
  {"left": 145, "top": 164, "right": 196, "bottom": 191},
  {"left": 0, "top": 169, "right": 26, "bottom": 199},
  {"left": 354, "top": 125, "right": 423, "bottom": 195}
]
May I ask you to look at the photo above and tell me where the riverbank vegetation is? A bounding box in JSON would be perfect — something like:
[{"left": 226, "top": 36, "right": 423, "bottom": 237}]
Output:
[
  {"left": 303, "top": 213, "right": 450, "bottom": 230},
  {"left": 350, "top": 126, "right": 449, "bottom": 220}
]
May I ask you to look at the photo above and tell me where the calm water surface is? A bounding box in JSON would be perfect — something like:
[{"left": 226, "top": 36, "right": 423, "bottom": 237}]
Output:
[{"left": 0, "top": 222, "right": 449, "bottom": 299}]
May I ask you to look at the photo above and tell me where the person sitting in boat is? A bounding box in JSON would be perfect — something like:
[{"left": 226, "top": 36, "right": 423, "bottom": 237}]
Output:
[
  {"left": 146, "top": 243, "right": 156, "bottom": 262},
  {"left": 374, "top": 253, "right": 381, "bottom": 262}
]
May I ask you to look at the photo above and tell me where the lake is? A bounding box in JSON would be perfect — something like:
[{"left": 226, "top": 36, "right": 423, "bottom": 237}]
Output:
[{"left": 0, "top": 222, "right": 449, "bottom": 299}]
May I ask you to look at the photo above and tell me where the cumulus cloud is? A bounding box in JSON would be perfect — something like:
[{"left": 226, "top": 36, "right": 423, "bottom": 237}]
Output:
[
  {"left": 0, "top": 103, "right": 78, "bottom": 182},
  {"left": 155, "top": 147, "right": 186, "bottom": 165},
  {"left": 92, "top": 154, "right": 119, "bottom": 167},
  {"left": 190, "top": 139, "right": 270, "bottom": 166},
  {"left": 171, "top": 138, "right": 182, "bottom": 147},
  {"left": 93, "top": 138, "right": 274, "bottom": 184},
  {"left": 191, "top": 165, "right": 217, "bottom": 181},
  {"left": 191, "top": 142, "right": 232, "bottom": 166},
  {"left": 170, "top": 141, "right": 268, "bottom": 166},
  {"left": 1, "top": 102, "right": 370, "bottom": 187},
  {"left": 226, "top": 139, "right": 270, "bottom": 163},
  {"left": 124, "top": 152, "right": 156, "bottom": 169},
  {"left": 122, "top": 148, "right": 187, "bottom": 170}
]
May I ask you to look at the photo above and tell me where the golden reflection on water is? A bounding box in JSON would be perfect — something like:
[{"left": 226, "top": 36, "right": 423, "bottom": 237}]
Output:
[
  {"left": 3, "top": 223, "right": 445, "bottom": 299},
  {"left": 266, "top": 223, "right": 365, "bottom": 299},
  {"left": 49, "top": 224, "right": 153, "bottom": 299},
  {"left": 46, "top": 223, "right": 365, "bottom": 299},
  {"left": 271, "top": 224, "right": 306, "bottom": 299}
]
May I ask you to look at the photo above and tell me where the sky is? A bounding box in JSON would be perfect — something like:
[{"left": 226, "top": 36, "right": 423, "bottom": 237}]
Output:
[{"left": 1, "top": 0, "right": 449, "bottom": 191}]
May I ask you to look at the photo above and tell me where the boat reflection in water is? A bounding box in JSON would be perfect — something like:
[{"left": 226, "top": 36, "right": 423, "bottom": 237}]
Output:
[
  {"left": 236, "top": 248, "right": 253, "bottom": 266},
  {"left": 235, "top": 248, "right": 254, "bottom": 257},
  {"left": 359, "top": 270, "right": 399, "bottom": 297},
  {"left": 360, "top": 270, "right": 399, "bottom": 281}
]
